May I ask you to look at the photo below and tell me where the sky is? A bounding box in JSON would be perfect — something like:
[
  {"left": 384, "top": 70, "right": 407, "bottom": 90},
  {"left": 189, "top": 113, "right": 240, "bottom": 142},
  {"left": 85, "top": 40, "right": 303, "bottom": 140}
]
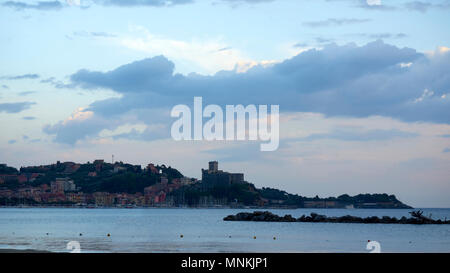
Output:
[{"left": 0, "top": 0, "right": 449, "bottom": 207}]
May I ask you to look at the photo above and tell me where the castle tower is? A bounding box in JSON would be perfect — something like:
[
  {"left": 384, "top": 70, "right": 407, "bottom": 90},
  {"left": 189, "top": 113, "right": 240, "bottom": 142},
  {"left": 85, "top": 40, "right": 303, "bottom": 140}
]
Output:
[{"left": 208, "top": 161, "right": 218, "bottom": 173}]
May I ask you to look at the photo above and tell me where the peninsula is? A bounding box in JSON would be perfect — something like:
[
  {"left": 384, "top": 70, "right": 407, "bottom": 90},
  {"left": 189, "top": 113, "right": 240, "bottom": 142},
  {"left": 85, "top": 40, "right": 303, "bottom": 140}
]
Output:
[{"left": 0, "top": 160, "right": 412, "bottom": 208}]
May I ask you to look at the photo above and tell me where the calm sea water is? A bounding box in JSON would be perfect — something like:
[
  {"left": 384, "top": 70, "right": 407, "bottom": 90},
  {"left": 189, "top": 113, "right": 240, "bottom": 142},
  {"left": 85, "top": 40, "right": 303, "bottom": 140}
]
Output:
[{"left": 0, "top": 208, "right": 449, "bottom": 253}]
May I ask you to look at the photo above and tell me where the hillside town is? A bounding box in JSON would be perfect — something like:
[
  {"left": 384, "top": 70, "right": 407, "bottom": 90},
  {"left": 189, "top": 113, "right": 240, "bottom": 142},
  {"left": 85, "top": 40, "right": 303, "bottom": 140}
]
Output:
[
  {"left": 0, "top": 160, "right": 197, "bottom": 207},
  {"left": 0, "top": 160, "right": 412, "bottom": 209}
]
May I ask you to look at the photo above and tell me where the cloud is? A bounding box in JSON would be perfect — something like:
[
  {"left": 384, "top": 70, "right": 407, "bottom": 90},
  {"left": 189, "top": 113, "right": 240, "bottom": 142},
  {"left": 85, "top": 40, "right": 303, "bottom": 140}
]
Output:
[
  {"left": 366, "top": 0, "right": 381, "bottom": 5},
  {"left": 0, "top": 102, "right": 36, "bottom": 113},
  {"left": 71, "top": 31, "right": 117, "bottom": 38},
  {"left": 404, "top": 1, "right": 450, "bottom": 13},
  {"left": 357, "top": 0, "right": 396, "bottom": 10},
  {"left": 315, "top": 37, "right": 334, "bottom": 44},
  {"left": 18, "top": 91, "right": 36, "bottom": 96},
  {"left": 443, "top": 147, "right": 450, "bottom": 153},
  {"left": 0, "top": 74, "right": 39, "bottom": 80},
  {"left": 361, "top": 33, "right": 408, "bottom": 40},
  {"left": 70, "top": 55, "right": 175, "bottom": 93},
  {"left": 301, "top": 128, "right": 418, "bottom": 142},
  {"left": 8, "top": 140, "right": 17, "bottom": 144},
  {"left": 2, "top": 0, "right": 193, "bottom": 11},
  {"left": 218, "top": 0, "right": 274, "bottom": 6},
  {"left": 1, "top": 85, "right": 9, "bottom": 89},
  {"left": 111, "top": 124, "right": 169, "bottom": 141},
  {"left": 43, "top": 107, "right": 127, "bottom": 144},
  {"left": 204, "top": 142, "right": 267, "bottom": 162},
  {"left": 23, "top": 116, "right": 37, "bottom": 120},
  {"left": 221, "top": 0, "right": 274, "bottom": 2},
  {"left": 217, "top": 46, "right": 232, "bottom": 52},
  {"left": 1, "top": 1, "right": 63, "bottom": 10},
  {"left": 293, "top": 43, "right": 308, "bottom": 48},
  {"left": 45, "top": 41, "right": 450, "bottom": 144},
  {"left": 93, "top": 0, "right": 193, "bottom": 7},
  {"left": 117, "top": 25, "right": 252, "bottom": 74},
  {"left": 302, "top": 18, "right": 371, "bottom": 28},
  {"left": 404, "top": 1, "right": 432, "bottom": 12}
]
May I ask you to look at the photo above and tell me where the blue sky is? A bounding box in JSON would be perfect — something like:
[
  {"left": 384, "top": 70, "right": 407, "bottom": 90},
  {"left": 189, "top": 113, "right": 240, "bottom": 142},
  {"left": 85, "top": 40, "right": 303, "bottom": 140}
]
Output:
[{"left": 1, "top": 0, "right": 450, "bottom": 207}]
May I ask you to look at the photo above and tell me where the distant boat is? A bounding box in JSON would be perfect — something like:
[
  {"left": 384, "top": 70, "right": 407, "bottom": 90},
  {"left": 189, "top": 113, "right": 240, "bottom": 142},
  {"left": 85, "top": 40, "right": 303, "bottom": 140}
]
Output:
[{"left": 345, "top": 204, "right": 354, "bottom": 209}]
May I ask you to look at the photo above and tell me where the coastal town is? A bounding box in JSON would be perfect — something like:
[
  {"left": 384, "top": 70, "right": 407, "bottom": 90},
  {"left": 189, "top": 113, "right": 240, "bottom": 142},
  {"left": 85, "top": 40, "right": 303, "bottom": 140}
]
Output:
[
  {"left": 0, "top": 160, "right": 412, "bottom": 209},
  {"left": 0, "top": 160, "right": 197, "bottom": 207}
]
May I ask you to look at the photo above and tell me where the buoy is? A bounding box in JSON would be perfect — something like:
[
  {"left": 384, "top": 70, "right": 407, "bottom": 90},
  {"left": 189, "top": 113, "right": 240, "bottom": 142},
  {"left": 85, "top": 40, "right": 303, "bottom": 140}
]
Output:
[
  {"left": 46, "top": 233, "right": 49, "bottom": 235},
  {"left": 180, "top": 234, "right": 184, "bottom": 238},
  {"left": 229, "top": 235, "right": 232, "bottom": 238},
  {"left": 253, "top": 236, "right": 256, "bottom": 239},
  {"left": 368, "top": 240, "right": 371, "bottom": 242},
  {"left": 273, "top": 237, "right": 276, "bottom": 240},
  {"left": 107, "top": 233, "right": 110, "bottom": 237},
  {"left": 79, "top": 233, "right": 82, "bottom": 236}
]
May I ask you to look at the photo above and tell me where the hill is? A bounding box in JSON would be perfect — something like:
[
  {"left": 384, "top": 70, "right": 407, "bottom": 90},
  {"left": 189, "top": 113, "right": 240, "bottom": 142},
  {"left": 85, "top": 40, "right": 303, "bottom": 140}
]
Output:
[{"left": 0, "top": 160, "right": 412, "bottom": 208}]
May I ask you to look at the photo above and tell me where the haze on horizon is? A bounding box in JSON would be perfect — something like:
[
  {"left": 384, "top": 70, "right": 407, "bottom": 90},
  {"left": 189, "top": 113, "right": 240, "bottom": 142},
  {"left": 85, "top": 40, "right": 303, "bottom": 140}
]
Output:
[{"left": 0, "top": 0, "right": 449, "bottom": 208}]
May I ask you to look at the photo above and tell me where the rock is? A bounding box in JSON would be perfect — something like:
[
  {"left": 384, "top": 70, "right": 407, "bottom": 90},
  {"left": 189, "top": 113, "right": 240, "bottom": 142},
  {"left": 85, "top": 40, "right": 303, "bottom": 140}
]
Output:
[
  {"left": 223, "top": 215, "right": 236, "bottom": 221},
  {"left": 308, "top": 213, "right": 327, "bottom": 222},
  {"left": 223, "top": 211, "right": 450, "bottom": 225},
  {"left": 282, "top": 214, "right": 296, "bottom": 222}
]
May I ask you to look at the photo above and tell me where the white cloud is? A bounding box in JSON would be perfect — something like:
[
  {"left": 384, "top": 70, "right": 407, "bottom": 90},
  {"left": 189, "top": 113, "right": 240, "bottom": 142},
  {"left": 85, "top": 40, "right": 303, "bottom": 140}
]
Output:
[
  {"left": 117, "top": 25, "right": 254, "bottom": 74},
  {"left": 62, "top": 107, "right": 93, "bottom": 125},
  {"left": 366, "top": 0, "right": 381, "bottom": 6},
  {"left": 414, "top": 88, "right": 434, "bottom": 103}
]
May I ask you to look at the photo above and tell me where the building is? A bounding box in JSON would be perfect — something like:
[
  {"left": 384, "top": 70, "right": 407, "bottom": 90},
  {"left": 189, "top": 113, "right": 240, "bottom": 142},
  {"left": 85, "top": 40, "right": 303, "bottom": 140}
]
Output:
[
  {"left": 51, "top": 180, "right": 64, "bottom": 194},
  {"left": 303, "top": 200, "right": 343, "bottom": 208},
  {"left": 51, "top": 178, "right": 76, "bottom": 193},
  {"left": 113, "top": 165, "right": 127, "bottom": 173},
  {"left": 93, "top": 159, "right": 104, "bottom": 172},
  {"left": 208, "top": 161, "right": 218, "bottom": 172},
  {"left": 146, "top": 163, "right": 159, "bottom": 174},
  {"left": 93, "top": 192, "right": 113, "bottom": 206},
  {"left": 173, "top": 177, "right": 196, "bottom": 186},
  {"left": 201, "top": 161, "right": 245, "bottom": 189},
  {"left": 160, "top": 176, "right": 168, "bottom": 184},
  {"left": 0, "top": 174, "right": 18, "bottom": 183}
]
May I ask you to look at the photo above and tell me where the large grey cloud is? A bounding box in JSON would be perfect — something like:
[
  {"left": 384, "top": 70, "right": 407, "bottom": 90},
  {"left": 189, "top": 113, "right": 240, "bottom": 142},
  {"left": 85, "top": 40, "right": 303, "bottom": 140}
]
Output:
[{"left": 45, "top": 41, "right": 450, "bottom": 144}]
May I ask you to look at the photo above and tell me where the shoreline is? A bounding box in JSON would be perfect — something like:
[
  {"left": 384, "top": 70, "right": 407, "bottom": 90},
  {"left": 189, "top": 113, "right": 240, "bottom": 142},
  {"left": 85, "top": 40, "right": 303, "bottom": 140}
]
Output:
[
  {"left": 0, "top": 248, "right": 52, "bottom": 253},
  {"left": 0, "top": 205, "right": 420, "bottom": 209}
]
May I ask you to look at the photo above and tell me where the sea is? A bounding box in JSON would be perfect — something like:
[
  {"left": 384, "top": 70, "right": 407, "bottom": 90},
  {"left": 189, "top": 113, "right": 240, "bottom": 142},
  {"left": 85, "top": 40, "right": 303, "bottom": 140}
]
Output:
[{"left": 0, "top": 208, "right": 449, "bottom": 253}]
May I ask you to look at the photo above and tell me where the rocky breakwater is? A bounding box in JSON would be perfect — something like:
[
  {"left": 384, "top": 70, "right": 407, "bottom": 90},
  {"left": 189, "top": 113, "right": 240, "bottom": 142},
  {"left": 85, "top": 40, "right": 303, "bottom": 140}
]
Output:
[{"left": 223, "top": 210, "right": 450, "bottom": 225}]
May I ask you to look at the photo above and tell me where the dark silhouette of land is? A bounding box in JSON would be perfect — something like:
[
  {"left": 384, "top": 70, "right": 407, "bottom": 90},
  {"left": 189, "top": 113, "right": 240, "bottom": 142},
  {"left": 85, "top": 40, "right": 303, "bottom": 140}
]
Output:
[
  {"left": 0, "top": 160, "right": 412, "bottom": 208},
  {"left": 224, "top": 210, "right": 450, "bottom": 224}
]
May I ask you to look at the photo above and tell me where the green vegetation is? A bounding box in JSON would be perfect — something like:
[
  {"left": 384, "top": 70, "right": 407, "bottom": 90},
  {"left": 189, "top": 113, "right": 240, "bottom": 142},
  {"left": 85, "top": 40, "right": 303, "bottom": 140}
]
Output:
[
  {"left": 258, "top": 187, "right": 304, "bottom": 206},
  {"left": 0, "top": 161, "right": 412, "bottom": 208},
  {"left": 0, "top": 164, "right": 18, "bottom": 174}
]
